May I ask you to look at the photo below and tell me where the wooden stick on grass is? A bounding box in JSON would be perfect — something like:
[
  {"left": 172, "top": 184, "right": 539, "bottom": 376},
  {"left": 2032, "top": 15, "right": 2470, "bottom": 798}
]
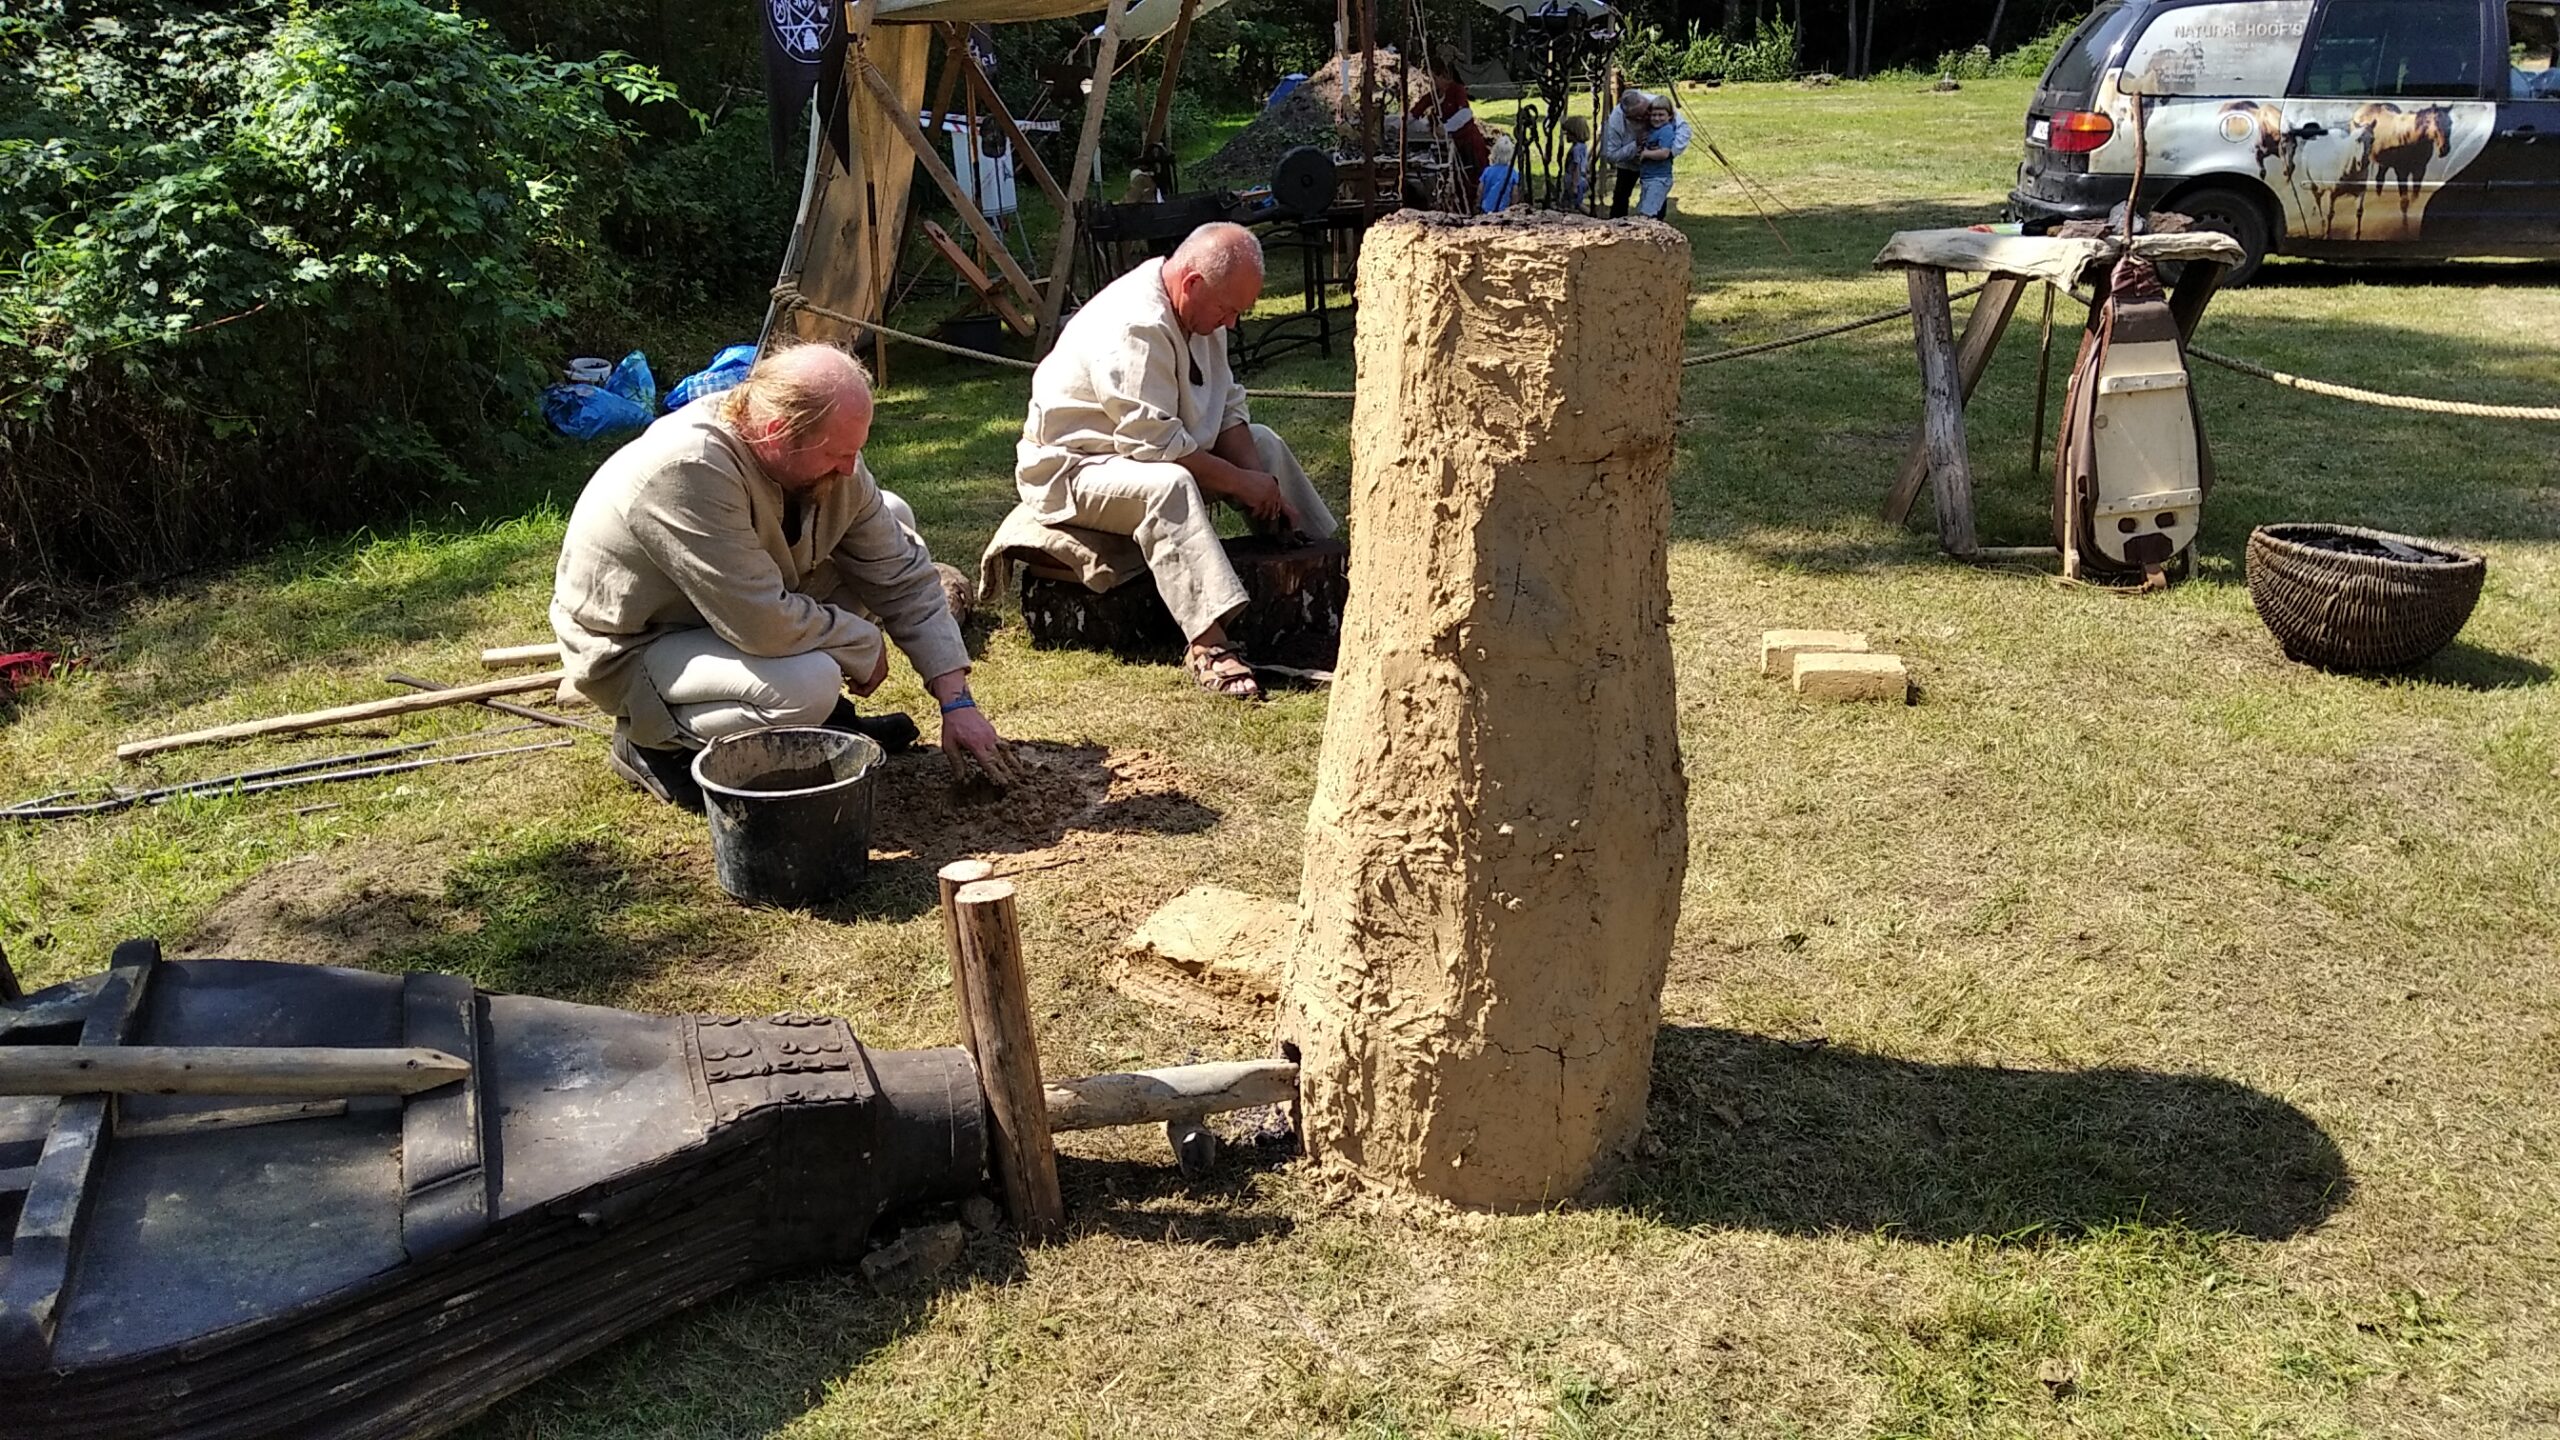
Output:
[{"left": 117, "top": 672, "right": 566, "bottom": 762}]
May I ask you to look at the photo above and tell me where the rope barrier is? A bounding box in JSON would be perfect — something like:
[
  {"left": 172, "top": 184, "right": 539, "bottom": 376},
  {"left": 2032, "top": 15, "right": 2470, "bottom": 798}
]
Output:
[
  {"left": 1679, "top": 284, "right": 1988, "bottom": 367},
  {"left": 781, "top": 281, "right": 2560, "bottom": 422},
  {"left": 2185, "top": 344, "right": 2560, "bottom": 422},
  {"left": 772, "top": 287, "right": 1357, "bottom": 399}
]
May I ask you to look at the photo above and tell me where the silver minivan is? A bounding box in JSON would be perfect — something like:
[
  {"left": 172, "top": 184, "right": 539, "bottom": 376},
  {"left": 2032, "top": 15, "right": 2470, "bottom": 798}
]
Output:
[{"left": 2009, "top": 0, "right": 2560, "bottom": 281}]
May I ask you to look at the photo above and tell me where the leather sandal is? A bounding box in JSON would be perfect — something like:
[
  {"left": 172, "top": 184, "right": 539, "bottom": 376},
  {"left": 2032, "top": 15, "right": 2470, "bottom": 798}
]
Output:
[{"left": 1184, "top": 643, "right": 1263, "bottom": 701}]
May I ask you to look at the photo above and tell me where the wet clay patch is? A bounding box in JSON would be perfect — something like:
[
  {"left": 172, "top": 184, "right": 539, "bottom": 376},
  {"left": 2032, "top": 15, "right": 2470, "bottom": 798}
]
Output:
[{"left": 866, "top": 742, "right": 1215, "bottom": 870}]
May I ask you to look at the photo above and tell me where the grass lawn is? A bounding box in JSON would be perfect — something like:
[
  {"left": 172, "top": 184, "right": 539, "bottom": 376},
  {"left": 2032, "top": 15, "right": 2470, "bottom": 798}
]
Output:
[{"left": 6, "top": 75, "right": 2560, "bottom": 1438}]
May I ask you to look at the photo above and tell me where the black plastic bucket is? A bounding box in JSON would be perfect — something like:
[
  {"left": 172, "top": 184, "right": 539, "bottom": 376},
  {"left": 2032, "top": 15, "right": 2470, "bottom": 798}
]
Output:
[{"left": 691, "top": 727, "right": 884, "bottom": 908}]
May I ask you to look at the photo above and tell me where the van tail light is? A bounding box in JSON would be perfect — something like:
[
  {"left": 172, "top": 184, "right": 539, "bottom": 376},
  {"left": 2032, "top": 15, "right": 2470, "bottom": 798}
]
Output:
[{"left": 2047, "top": 110, "right": 2115, "bottom": 153}]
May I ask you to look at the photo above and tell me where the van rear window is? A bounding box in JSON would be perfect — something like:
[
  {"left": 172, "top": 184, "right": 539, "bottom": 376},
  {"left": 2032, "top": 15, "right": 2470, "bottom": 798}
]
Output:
[
  {"left": 2042, "top": 2, "right": 2139, "bottom": 96},
  {"left": 2121, "top": 1, "right": 2313, "bottom": 95}
]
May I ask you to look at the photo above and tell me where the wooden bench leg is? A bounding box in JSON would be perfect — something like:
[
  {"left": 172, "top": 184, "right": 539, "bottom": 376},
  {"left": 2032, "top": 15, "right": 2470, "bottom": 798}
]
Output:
[
  {"left": 1902, "top": 269, "right": 1983, "bottom": 555},
  {"left": 1884, "top": 273, "right": 2022, "bottom": 530}
]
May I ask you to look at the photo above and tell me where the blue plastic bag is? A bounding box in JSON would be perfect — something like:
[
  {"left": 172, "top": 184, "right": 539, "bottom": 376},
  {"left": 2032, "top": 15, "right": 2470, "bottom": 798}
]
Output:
[
  {"left": 666, "top": 343, "right": 756, "bottom": 411},
  {"left": 605, "top": 350, "right": 656, "bottom": 412},
  {"left": 542, "top": 382, "right": 653, "bottom": 440}
]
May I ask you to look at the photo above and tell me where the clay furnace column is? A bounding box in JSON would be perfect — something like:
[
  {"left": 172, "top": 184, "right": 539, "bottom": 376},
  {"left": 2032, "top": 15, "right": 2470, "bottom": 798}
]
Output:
[{"left": 1279, "top": 212, "right": 1691, "bottom": 1209}]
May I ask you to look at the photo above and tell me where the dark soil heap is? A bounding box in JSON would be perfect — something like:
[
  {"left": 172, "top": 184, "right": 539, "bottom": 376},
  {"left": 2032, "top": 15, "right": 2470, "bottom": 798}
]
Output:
[{"left": 1192, "top": 50, "right": 1436, "bottom": 193}]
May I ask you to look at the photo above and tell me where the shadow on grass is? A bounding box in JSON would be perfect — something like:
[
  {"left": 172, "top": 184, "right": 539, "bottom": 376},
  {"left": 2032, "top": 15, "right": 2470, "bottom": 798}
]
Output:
[
  {"left": 1060, "top": 1145, "right": 1301, "bottom": 1250},
  {"left": 1631, "top": 1026, "right": 2349, "bottom": 1242},
  {"left": 2380, "top": 639, "right": 2553, "bottom": 692},
  {"left": 338, "top": 830, "right": 750, "bottom": 1005}
]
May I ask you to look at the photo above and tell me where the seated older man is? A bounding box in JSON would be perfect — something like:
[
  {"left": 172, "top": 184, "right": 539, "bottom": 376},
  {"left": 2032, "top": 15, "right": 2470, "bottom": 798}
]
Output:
[
  {"left": 1014, "top": 222, "right": 1337, "bottom": 700},
  {"left": 552, "top": 343, "right": 1014, "bottom": 809}
]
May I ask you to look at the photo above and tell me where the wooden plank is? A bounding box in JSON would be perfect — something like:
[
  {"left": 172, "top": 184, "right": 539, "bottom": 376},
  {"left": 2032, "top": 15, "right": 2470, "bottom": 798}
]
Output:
[
  {"left": 856, "top": 58, "right": 1044, "bottom": 314},
  {"left": 1884, "top": 274, "right": 2023, "bottom": 526},
  {"left": 1143, "top": 0, "right": 1202, "bottom": 153},
  {"left": 1036, "top": 0, "right": 1133, "bottom": 350},
  {"left": 116, "top": 671, "right": 567, "bottom": 761},
  {"left": 950, "top": 879, "right": 1064, "bottom": 1239},
  {"left": 945, "top": 24, "right": 1066, "bottom": 215},
  {"left": 921, "top": 220, "right": 1035, "bottom": 337},
  {"left": 402, "top": 971, "right": 487, "bottom": 1259},
  {"left": 0, "top": 1045, "right": 472, "bottom": 1097},
  {"left": 0, "top": 938, "right": 159, "bottom": 1372},
  {"left": 1045, "top": 1059, "right": 1297, "bottom": 1132},
  {"left": 1905, "top": 268, "right": 1981, "bottom": 556},
  {"left": 118, "top": 1099, "right": 349, "bottom": 1139}
]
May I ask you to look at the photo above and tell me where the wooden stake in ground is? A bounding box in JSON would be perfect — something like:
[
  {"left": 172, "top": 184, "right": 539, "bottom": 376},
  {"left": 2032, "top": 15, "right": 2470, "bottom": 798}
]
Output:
[
  {"left": 117, "top": 672, "right": 568, "bottom": 762},
  {"left": 946, "top": 877, "right": 1065, "bottom": 1238},
  {"left": 1278, "top": 212, "right": 1692, "bottom": 1209},
  {"left": 937, "top": 858, "right": 995, "bottom": 1047}
]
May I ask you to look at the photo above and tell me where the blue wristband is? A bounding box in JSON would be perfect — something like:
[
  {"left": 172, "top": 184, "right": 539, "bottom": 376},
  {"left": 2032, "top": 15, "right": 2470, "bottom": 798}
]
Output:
[{"left": 938, "top": 695, "right": 976, "bottom": 715}]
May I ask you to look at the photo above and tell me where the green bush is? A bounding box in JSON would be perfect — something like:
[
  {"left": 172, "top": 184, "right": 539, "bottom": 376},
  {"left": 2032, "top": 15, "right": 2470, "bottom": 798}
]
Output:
[
  {"left": 609, "top": 104, "right": 800, "bottom": 311},
  {"left": 1996, "top": 16, "right": 2083, "bottom": 79},
  {"left": 0, "top": 0, "right": 670, "bottom": 589}
]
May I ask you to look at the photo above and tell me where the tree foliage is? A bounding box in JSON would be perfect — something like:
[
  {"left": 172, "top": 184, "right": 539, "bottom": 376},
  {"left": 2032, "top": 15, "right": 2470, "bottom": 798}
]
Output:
[{"left": 0, "top": 0, "right": 671, "bottom": 588}]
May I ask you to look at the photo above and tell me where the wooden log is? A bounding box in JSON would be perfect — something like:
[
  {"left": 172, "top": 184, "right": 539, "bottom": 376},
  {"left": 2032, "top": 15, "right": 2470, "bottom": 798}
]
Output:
[
  {"left": 479, "top": 642, "right": 561, "bottom": 670},
  {"left": 1037, "top": 0, "right": 1133, "bottom": 350},
  {"left": 856, "top": 58, "right": 1045, "bottom": 313},
  {"left": 1044, "top": 1059, "right": 1298, "bottom": 1132},
  {"left": 1019, "top": 536, "right": 1348, "bottom": 668},
  {"left": 117, "top": 671, "right": 567, "bottom": 762},
  {"left": 1905, "top": 268, "right": 1981, "bottom": 556},
  {"left": 950, "top": 878, "right": 1065, "bottom": 1239},
  {"left": 937, "top": 858, "right": 996, "bottom": 1049},
  {"left": 1884, "top": 274, "right": 2023, "bottom": 525},
  {"left": 0, "top": 1045, "right": 472, "bottom": 1098}
]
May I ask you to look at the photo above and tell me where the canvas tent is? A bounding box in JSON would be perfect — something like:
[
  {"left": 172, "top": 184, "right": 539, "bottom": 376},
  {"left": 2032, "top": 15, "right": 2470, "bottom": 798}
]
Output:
[{"left": 762, "top": 0, "right": 1232, "bottom": 361}]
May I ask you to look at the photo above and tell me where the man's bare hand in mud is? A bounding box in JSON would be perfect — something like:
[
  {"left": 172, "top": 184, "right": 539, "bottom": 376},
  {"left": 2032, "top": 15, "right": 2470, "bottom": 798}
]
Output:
[{"left": 926, "top": 670, "right": 1020, "bottom": 788}]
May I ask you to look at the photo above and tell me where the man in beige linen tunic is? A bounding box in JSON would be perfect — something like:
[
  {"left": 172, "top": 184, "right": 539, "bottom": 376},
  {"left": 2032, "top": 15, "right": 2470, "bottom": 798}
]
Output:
[
  {"left": 1015, "top": 223, "right": 1336, "bottom": 698},
  {"left": 553, "top": 345, "right": 1011, "bottom": 806}
]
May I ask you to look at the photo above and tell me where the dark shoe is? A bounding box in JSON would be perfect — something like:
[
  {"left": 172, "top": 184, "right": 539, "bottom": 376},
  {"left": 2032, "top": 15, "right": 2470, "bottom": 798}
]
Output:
[
  {"left": 608, "top": 732, "right": 705, "bottom": 813},
  {"left": 823, "top": 696, "right": 919, "bottom": 753}
]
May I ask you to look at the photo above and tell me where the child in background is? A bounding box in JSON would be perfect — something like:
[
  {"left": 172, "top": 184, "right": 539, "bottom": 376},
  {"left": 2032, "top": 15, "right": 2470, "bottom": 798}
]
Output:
[
  {"left": 1478, "top": 133, "right": 1522, "bottom": 212},
  {"left": 1635, "top": 100, "right": 1690, "bottom": 219},
  {"left": 1560, "top": 114, "right": 1592, "bottom": 212}
]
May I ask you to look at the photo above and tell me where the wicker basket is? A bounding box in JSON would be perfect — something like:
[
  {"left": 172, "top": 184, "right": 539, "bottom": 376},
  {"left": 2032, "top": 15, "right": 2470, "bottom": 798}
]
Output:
[{"left": 2245, "top": 523, "right": 2485, "bottom": 670}]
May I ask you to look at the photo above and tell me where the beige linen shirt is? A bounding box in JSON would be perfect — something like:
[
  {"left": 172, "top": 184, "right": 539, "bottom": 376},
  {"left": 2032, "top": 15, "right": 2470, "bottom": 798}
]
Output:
[
  {"left": 550, "top": 401, "right": 968, "bottom": 748},
  {"left": 1014, "top": 257, "right": 1251, "bottom": 522}
]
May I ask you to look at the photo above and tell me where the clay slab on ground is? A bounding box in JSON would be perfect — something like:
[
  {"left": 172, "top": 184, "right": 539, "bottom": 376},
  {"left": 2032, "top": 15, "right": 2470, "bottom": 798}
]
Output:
[
  {"left": 1793, "top": 651, "right": 1911, "bottom": 702},
  {"left": 1759, "top": 629, "right": 1870, "bottom": 676},
  {"left": 1113, "top": 884, "right": 1287, "bottom": 1027}
]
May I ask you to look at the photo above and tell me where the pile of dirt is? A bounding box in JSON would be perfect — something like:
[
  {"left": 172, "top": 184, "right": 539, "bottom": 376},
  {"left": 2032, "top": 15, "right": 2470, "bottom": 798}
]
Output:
[
  {"left": 866, "top": 742, "right": 1208, "bottom": 869},
  {"left": 1193, "top": 51, "right": 1436, "bottom": 192}
]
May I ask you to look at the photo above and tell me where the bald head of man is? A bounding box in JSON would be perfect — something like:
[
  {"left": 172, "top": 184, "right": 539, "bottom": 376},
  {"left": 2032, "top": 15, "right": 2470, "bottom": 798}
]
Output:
[
  {"left": 721, "top": 342, "right": 876, "bottom": 494},
  {"left": 1620, "top": 88, "right": 1653, "bottom": 121},
  {"left": 1162, "top": 222, "right": 1265, "bottom": 337}
]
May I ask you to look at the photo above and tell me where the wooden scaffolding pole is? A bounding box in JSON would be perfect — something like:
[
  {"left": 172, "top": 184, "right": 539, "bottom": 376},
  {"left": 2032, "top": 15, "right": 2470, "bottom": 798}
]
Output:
[
  {"left": 857, "top": 57, "right": 1045, "bottom": 312},
  {"left": 1143, "top": 0, "right": 1202, "bottom": 153},
  {"left": 1035, "top": 0, "right": 1133, "bottom": 351},
  {"left": 941, "top": 23, "right": 1068, "bottom": 214}
]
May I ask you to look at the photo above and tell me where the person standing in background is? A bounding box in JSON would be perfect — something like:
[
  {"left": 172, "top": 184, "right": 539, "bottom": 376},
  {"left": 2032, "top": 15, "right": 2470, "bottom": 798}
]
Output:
[
  {"left": 1600, "top": 87, "right": 1652, "bottom": 218},
  {"left": 1559, "top": 113, "right": 1592, "bottom": 211}
]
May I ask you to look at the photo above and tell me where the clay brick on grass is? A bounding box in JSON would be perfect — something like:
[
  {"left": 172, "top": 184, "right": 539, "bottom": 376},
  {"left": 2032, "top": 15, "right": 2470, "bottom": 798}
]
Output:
[
  {"left": 1759, "top": 629, "right": 1870, "bottom": 677},
  {"left": 1793, "top": 651, "right": 1910, "bottom": 703}
]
